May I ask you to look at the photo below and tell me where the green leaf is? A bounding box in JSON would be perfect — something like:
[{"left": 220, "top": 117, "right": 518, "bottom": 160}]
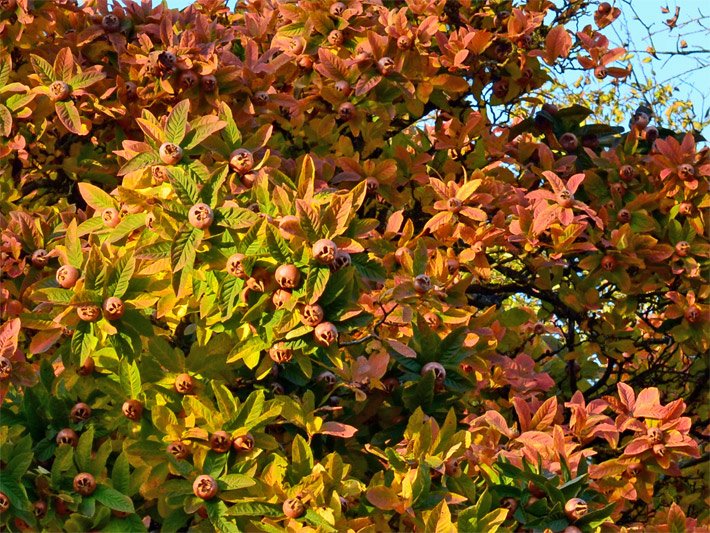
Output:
[
  {"left": 55, "top": 100, "right": 88, "bottom": 135},
  {"left": 93, "top": 486, "right": 135, "bottom": 513},
  {"left": 0, "top": 54, "right": 10, "bottom": 88},
  {"left": 290, "top": 434, "right": 314, "bottom": 481},
  {"left": 77, "top": 183, "right": 115, "bottom": 211},
  {"left": 218, "top": 101, "right": 241, "bottom": 146},
  {"left": 183, "top": 116, "right": 227, "bottom": 150},
  {"left": 164, "top": 99, "right": 190, "bottom": 145},
  {"left": 171, "top": 225, "right": 200, "bottom": 273},
  {"left": 305, "top": 266, "right": 330, "bottom": 305},
  {"left": 30, "top": 54, "right": 55, "bottom": 85},
  {"left": 166, "top": 166, "right": 200, "bottom": 206},
  {"left": 117, "top": 151, "right": 161, "bottom": 176},
  {"left": 265, "top": 225, "right": 292, "bottom": 263},
  {"left": 119, "top": 359, "right": 141, "bottom": 399},
  {"left": 108, "top": 253, "right": 135, "bottom": 298},
  {"left": 53, "top": 48, "right": 74, "bottom": 83},
  {"left": 112, "top": 452, "right": 131, "bottom": 494},
  {"left": 107, "top": 213, "right": 148, "bottom": 244},
  {"left": 75, "top": 426, "right": 95, "bottom": 473},
  {"left": 71, "top": 321, "right": 95, "bottom": 359},
  {"left": 220, "top": 474, "right": 256, "bottom": 490},
  {"left": 4, "top": 452, "right": 33, "bottom": 480},
  {"left": 224, "top": 502, "right": 282, "bottom": 517},
  {"left": 65, "top": 219, "right": 83, "bottom": 269},
  {"left": 69, "top": 70, "right": 106, "bottom": 90}
]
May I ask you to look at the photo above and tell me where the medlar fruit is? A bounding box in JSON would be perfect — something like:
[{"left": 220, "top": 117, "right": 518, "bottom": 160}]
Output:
[
  {"left": 275, "top": 264, "right": 301, "bottom": 289},
  {"left": 56, "top": 428, "right": 78, "bottom": 447},
  {"left": 70, "top": 402, "right": 92, "bottom": 422},
  {"left": 0, "top": 356, "right": 11, "bottom": 380},
  {"left": 167, "top": 441, "right": 189, "bottom": 460},
  {"left": 73, "top": 473, "right": 96, "bottom": 496},
  {"left": 210, "top": 430, "right": 232, "bottom": 453},
  {"left": 56, "top": 265, "right": 80, "bottom": 289},
  {"left": 0, "top": 493, "right": 8, "bottom": 513},
  {"left": 301, "top": 304, "right": 324, "bottom": 327},
  {"left": 174, "top": 373, "right": 194, "bottom": 394},
  {"left": 269, "top": 342, "right": 293, "bottom": 364},
  {"left": 377, "top": 56, "right": 395, "bottom": 75},
  {"left": 413, "top": 274, "right": 431, "bottom": 293},
  {"left": 337, "top": 102, "right": 356, "bottom": 121},
  {"left": 314, "top": 321, "right": 338, "bottom": 347},
  {"left": 229, "top": 148, "right": 254, "bottom": 174},
  {"left": 102, "top": 207, "right": 121, "bottom": 228},
  {"left": 329, "top": 1, "right": 346, "bottom": 16},
  {"left": 101, "top": 13, "right": 120, "bottom": 32},
  {"left": 103, "top": 296, "right": 124, "bottom": 320},
  {"left": 272, "top": 288, "right": 292, "bottom": 309},
  {"left": 232, "top": 433, "right": 255, "bottom": 452},
  {"left": 227, "top": 253, "right": 247, "bottom": 278},
  {"left": 193, "top": 475, "right": 218, "bottom": 500},
  {"left": 282, "top": 497, "right": 305, "bottom": 519},
  {"left": 421, "top": 362, "right": 446, "bottom": 384},
  {"left": 188, "top": 203, "right": 214, "bottom": 230},
  {"left": 559, "top": 132, "right": 579, "bottom": 152},
  {"left": 77, "top": 304, "right": 101, "bottom": 322},
  {"left": 159, "top": 142, "right": 183, "bottom": 165},
  {"left": 48, "top": 81, "right": 71, "bottom": 102},
  {"left": 122, "top": 399, "right": 143, "bottom": 421},
  {"left": 564, "top": 498, "right": 588, "bottom": 522},
  {"left": 313, "top": 239, "right": 338, "bottom": 264},
  {"left": 31, "top": 249, "right": 49, "bottom": 268}
]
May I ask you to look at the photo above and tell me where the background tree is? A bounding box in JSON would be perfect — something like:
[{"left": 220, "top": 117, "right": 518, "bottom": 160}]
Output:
[{"left": 0, "top": 0, "right": 707, "bottom": 531}]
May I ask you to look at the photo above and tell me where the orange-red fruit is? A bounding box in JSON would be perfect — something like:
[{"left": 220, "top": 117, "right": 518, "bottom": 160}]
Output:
[
  {"left": 73, "top": 473, "right": 96, "bottom": 496},
  {"left": 677, "top": 164, "right": 695, "bottom": 180},
  {"left": 48, "top": 81, "right": 71, "bottom": 102},
  {"left": 500, "top": 497, "right": 518, "bottom": 519},
  {"left": 269, "top": 342, "right": 293, "bottom": 364},
  {"left": 675, "top": 241, "right": 690, "bottom": 257},
  {"left": 601, "top": 255, "right": 617, "bottom": 272},
  {"left": 174, "top": 373, "right": 194, "bottom": 394},
  {"left": 226, "top": 253, "right": 247, "bottom": 278},
  {"left": 421, "top": 362, "right": 446, "bottom": 383},
  {"left": 619, "top": 165, "right": 636, "bottom": 181},
  {"left": 232, "top": 433, "right": 255, "bottom": 452},
  {"left": 377, "top": 56, "right": 395, "bottom": 75},
  {"left": 597, "top": 2, "right": 612, "bottom": 15},
  {"left": 564, "top": 498, "right": 588, "bottom": 522},
  {"left": 159, "top": 142, "right": 183, "bottom": 165},
  {"left": 397, "top": 35, "right": 413, "bottom": 50},
  {"left": 70, "top": 402, "right": 92, "bottom": 422},
  {"left": 617, "top": 208, "right": 631, "bottom": 224},
  {"left": 31, "top": 249, "right": 49, "bottom": 268},
  {"left": 56, "top": 428, "right": 78, "bottom": 447},
  {"left": 210, "top": 430, "right": 232, "bottom": 453},
  {"left": 103, "top": 296, "right": 124, "bottom": 320},
  {"left": 334, "top": 80, "right": 351, "bottom": 97},
  {"left": 101, "top": 13, "right": 120, "bottom": 32},
  {"left": 275, "top": 264, "right": 301, "bottom": 289},
  {"left": 77, "top": 304, "right": 101, "bottom": 322},
  {"left": 102, "top": 208, "right": 121, "bottom": 228},
  {"left": 122, "top": 399, "right": 143, "bottom": 421},
  {"left": 329, "top": 1, "right": 346, "bottom": 16},
  {"left": 562, "top": 527, "right": 583, "bottom": 533},
  {"left": 685, "top": 305, "right": 702, "bottom": 324},
  {"left": 0, "top": 492, "right": 8, "bottom": 513},
  {"left": 229, "top": 148, "right": 254, "bottom": 174},
  {"left": 314, "top": 321, "right": 338, "bottom": 347},
  {"left": 338, "top": 102, "right": 356, "bottom": 121},
  {"left": 56, "top": 265, "right": 80, "bottom": 289},
  {"left": 272, "top": 288, "right": 291, "bottom": 309},
  {"left": 413, "top": 274, "right": 431, "bottom": 293},
  {"left": 282, "top": 497, "right": 305, "bottom": 519},
  {"left": 0, "top": 0, "right": 16, "bottom": 10},
  {"left": 313, "top": 239, "right": 338, "bottom": 264},
  {"left": 301, "top": 304, "right": 324, "bottom": 327},
  {"left": 328, "top": 30, "right": 344, "bottom": 46},
  {"left": 424, "top": 312, "right": 441, "bottom": 329},
  {"left": 193, "top": 475, "right": 218, "bottom": 500},
  {"left": 33, "top": 500, "right": 47, "bottom": 518},
  {"left": 0, "top": 356, "right": 11, "bottom": 380},
  {"left": 188, "top": 203, "right": 214, "bottom": 229},
  {"left": 559, "top": 132, "right": 579, "bottom": 151},
  {"left": 678, "top": 202, "right": 694, "bottom": 217},
  {"left": 167, "top": 441, "right": 189, "bottom": 460}
]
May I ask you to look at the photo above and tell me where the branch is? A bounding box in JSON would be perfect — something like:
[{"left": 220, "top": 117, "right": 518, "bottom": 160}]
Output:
[
  {"left": 586, "top": 357, "right": 616, "bottom": 398},
  {"left": 338, "top": 303, "right": 398, "bottom": 347}
]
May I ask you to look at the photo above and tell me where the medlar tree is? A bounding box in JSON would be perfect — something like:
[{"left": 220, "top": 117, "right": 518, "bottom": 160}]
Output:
[{"left": 0, "top": 0, "right": 707, "bottom": 531}]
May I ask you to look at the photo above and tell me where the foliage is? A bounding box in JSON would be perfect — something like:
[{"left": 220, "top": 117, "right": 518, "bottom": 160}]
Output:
[{"left": 0, "top": 0, "right": 707, "bottom": 531}]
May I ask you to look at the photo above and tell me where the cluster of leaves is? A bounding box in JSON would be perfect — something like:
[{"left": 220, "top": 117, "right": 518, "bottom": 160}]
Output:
[{"left": 0, "top": 0, "right": 707, "bottom": 531}]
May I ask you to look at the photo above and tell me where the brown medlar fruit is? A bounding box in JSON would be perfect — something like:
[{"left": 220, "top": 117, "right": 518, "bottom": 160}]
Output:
[
  {"left": 314, "top": 321, "right": 338, "bottom": 347},
  {"left": 200, "top": 74, "right": 217, "bottom": 93},
  {"left": 56, "top": 265, "right": 80, "bottom": 289},
  {"left": 617, "top": 208, "right": 631, "bottom": 223},
  {"left": 421, "top": 362, "right": 446, "bottom": 384},
  {"left": 334, "top": 80, "right": 352, "bottom": 97},
  {"left": 685, "top": 305, "right": 702, "bottom": 324},
  {"left": 226, "top": 253, "right": 247, "bottom": 278},
  {"left": 48, "top": 81, "right": 71, "bottom": 102},
  {"left": 77, "top": 304, "right": 101, "bottom": 322},
  {"left": 675, "top": 241, "right": 691, "bottom": 257},
  {"left": 229, "top": 148, "right": 254, "bottom": 174},
  {"left": 103, "top": 296, "right": 124, "bottom": 320},
  {"left": 31, "top": 249, "right": 49, "bottom": 268},
  {"left": 122, "top": 399, "right": 143, "bottom": 421},
  {"left": 329, "top": 1, "right": 346, "bottom": 16},
  {"left": 167, "top": 441, "right": 189, "bottom": 460},
  {"left": 377, "top": 56, "right": 395, "bottom": 75},
  {"left": 275, "top": 264, "right": 301, "bottom": 289},
  {"left": 272, "top": 288, "right": 292, "bottom": 309},
  {"left": 174, "top": 373, "right": 194, "bottom": 394},
  {"left": 70, "top": 402, "right": 92, "bottom": 422},
  {"left": 101, "top": 13, "right": 120, "bottom": 32},
  {"left": 102, "top": 207, "right": 121, "bottom": 228},
  {"left": 178, "top": 70, "right": 198, "bottom": 91},
  {"left": 56, "top": 428, "right": 78, "bottom": 447},
  {"left": 188, "top": 203, "right": 214, "bottom": 230},
  {"left": 232, "top": 433, "right": 255, "bottom": 452},
  {"left": 73, "top": 473, "right": 96, "bottom": 496},
  {"left": 301, "top": 304, "right": 324, "bottom": 327},
  {"left": 0, "top": 356, "right": 11, "bottom": 380},
  {"left": 413, "top": 274, "right": 431, "bottom": 293},
  {"left": 269, "top": 342, "right": 293, "bottom": 364},
  {"left": 337, "top": 102, "right": 356, "bottom": 121},
  {"left": 209, "top": 431, "right": 232, "bottom": 453},
  {"left": 559, "top": 132, "right": 579, "bottom": 152},
  {"left": 328, "top": 30, "right": 344, "bottom": 47},
  {"left": 282, "top": 497, "right": 305, "bottom": 519},
  {"left": 313, "top": 239, "right": 338, "bottom": 264},
  {"left": 193, "top": 475, "right": 218, "bottom": 500},
  {"left": 564, "top": 498, "right": 588, "bottom": 522},
  {"left": 159, "top": 142, "right": 183, "bottom": 165}
]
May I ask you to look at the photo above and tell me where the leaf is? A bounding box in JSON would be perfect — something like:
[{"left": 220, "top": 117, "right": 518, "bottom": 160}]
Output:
[
  {"left": 75, "top": 426, "right": 95, "bottom": 472},
  {"left": 166, "top": 167, "right": 200, "bottom": 206},
  {"left": 218, "top": 101, "right": 241, "bottom": 146},
  {"left": 183, "top": 116, "right": 227, "bottom": 150},
  {"left": 530, "top": 397, "right": 558, "bottom": 431},
  {"left": 69, "top": 70, "right": 106, "bottom": 90},
  {"left": 319, "top": 421, "right": 358, "bottom": 438},
  {"left": 111, "top": 453, "right": 131, "bottom": 494},
  {"left": 297, "top": 154, "right": 315, "bottom": 201},
  {"left": 220, "top": 474, "right": 256, "bottom": 490},
  {"left": 78, "top": 183, "right": 115, "bottom": 211},
  {"left": 265, "top": 225, "right": 292, "bottom": 263},
  {"left": 55, "top": 100, "right": 88, "bottom": 135},
  {"left": 93, "top": 486, "right": 135, "bottom": 513},
  {"left": 0, "top": 104, "right": 12, "bottom": 137},
  {"left": 164, "top": 99, "right": 190, "bottom": 145},
  {"left": 108, "top": 253, "right": 135, "bottom": 298},
  {"left": 53, "top": 48, "right": 74, "bottom": 82},
  {"left": 0, "top": 318, "right": 21, "bottom": 358},
  {"left": 225, "top": 502, "right": 283, "bottom": 517},
  {"left": 543, "top": 26, "right": 572, "bottom": 65},
  {"left": 65, "top": 219, "right": 83, "bottom": 269},
  {"left": 119, "top": 359, "right": 141, "bottom": 399},
  {"left": 366, "top": 486, "right": 401, "bottom": 510},
  {"left": 171, "top": 226, "right": 200, "bottom": 272},
  {"left": 305, "top": 266, "right": 330, "bottom": 305},
  {"left": 30, "top": 54, "right": 54, "bottom": 85},
  {"left": 117, "top": 152, "right": 161, "bottom": 176}
]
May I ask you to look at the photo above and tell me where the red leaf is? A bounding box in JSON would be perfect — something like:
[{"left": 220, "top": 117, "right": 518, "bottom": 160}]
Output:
[
  {"left": 366, "top": 486, "right": 401, "bottom": 510},
  {"left": 320, "top": 421, "right": 358, "bottom": 438},
  {"left": 0, "top": 318, "right": 20, "bottom": 358}
]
